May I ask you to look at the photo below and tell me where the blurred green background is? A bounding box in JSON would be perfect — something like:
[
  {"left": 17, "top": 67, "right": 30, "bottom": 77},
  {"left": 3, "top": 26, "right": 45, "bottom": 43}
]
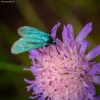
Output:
[{"left": 0, "top": 0, "right": 100, "bottom": 100}]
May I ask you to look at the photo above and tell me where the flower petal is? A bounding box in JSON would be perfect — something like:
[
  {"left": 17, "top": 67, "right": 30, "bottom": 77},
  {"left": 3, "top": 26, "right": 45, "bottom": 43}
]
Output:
[
  {"left": 51, "top": 23, "right": 61, "bottom": 39},
  {"left": 24, "top": 78, "right": 33, "bottom": 84},
  {"left": 83, "top": 87, "right": 94, "bottom": 100},
  {"left": 87, "top": 92, "right": 94, "bottom": 100},
  {"left": 94, "top": 95, "right": 100, "bottom": 100},
  {"left": 29, "top": 49, "right": 39, "bottom": 59},
  {"left": 30, "top": 96, "right": 37, "bottom": 99},
  {"left": 30, "top": 66, "right": 38, "bottom": 74},
  {"left": 83, "top": 81, "right": 89, "bottom": 87},
  {"left": 79, "top": 40, "right": 88, "bottom": 55},
  {"left": 82, "top": 96, "right": 88, "bottom": 100},
  {"left": 29, "top": 49, "right": 39, "bottom": 55},
  {"left": 83, "top": 87, "right": 88, "bottom": 96},
  {"left": 33, "top": 87, "right": 40, "bottom": 94},
  {"left": 62, "top": 25, "right": 69, "bottom": 45},
  {"left": 88, "top": 63, "right": 100, "bottom": 75},
  {"left": 84, "top": 45, "right": 100, "bottom": 61},
  {"left": 26, "top": 84, "right": 34, "bottom": 91},
  {"left": 86, "top": 41, "right": 91, "bottom": 47},
  {"left": 77, "top": 91, "right": 84, "bottom": 100},
  {"left": 38, "top": 96, "right": 45, "bottom": 100},
  {"left": 67, "top": 24, "right": 74, "bottom": 40},
  {"left": 92, "top": 76, "right": 100, "bottom": 84},
  {"left": 75, "top": 22, "right": 92, "bottom": 43},
  {"left": 56, "top": 38, "right": 63, "bottom": 47},
  {"left": 86, "top": 82, "right": 96, "bottom": 95}
]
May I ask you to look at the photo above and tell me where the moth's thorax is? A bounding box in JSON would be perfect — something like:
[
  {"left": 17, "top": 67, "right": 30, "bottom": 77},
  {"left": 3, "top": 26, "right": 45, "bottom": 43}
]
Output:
[
  {"left": 52, "top": 40, "right": 56, "bottom": 45},
  {"left": 46, "top": 36, "right": 56, "bottom": 45}
]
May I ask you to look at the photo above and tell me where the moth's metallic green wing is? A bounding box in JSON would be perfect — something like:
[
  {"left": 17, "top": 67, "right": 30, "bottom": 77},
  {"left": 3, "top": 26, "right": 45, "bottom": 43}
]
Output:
[
  {"left": 11, "top": 26, "right": 54, "bottom": 54},
  {"left": 11, "top": 38, "right": 45, "bottom": 54},
  {"left": 18, "top": 26, "right": 49, "bottom": 37},
  {"left": 18, "top": 26, "right": 50, "bottom": 43}
]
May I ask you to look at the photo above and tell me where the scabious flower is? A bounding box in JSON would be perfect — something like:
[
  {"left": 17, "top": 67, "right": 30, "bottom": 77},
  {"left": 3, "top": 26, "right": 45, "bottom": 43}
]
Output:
[{"left": 24, "top": 22, "right": 100, "bottom": 100}]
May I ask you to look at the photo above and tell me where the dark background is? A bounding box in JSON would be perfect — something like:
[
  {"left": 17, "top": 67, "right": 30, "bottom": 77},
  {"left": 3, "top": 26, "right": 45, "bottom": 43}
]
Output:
[{"left": 0, "top": 0, "right": 100, "bottom": 100}]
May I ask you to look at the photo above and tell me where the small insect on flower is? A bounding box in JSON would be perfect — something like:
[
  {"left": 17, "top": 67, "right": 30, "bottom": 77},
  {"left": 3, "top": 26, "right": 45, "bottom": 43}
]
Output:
[{"left": 11, "top": 23, "right": 60, "bottom": 54}]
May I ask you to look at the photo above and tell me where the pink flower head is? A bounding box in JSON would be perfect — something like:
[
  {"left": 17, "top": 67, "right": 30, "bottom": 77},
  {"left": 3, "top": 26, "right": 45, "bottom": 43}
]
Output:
[{"left": 24, "top": 22, "right": 100, "bottom": 100}]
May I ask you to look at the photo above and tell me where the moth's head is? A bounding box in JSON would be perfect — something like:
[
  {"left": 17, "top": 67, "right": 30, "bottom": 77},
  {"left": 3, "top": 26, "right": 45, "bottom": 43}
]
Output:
[
  {"left": 46, "top": 36, "right": 56, "bottom": 46},
  {"left": 49, "top": 37, "right": 56, "bottom": 45},
  {"left": 52, "top": 40, "right": 56, "bottom": 45}
]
